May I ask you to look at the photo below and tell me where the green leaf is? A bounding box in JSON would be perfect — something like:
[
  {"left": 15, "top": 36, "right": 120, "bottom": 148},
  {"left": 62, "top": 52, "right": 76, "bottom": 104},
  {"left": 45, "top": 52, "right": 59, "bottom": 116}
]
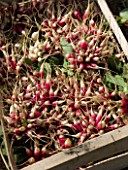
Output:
[
  {"left": 122, "top": 63, "right": 128, "bottom": 79},
  {"left": 63, "top": 58, "right": 69, "bottom": 68},
  {"left": 0, "top": 126, "right": 3, "bottom": 144},
  {"left": 114, "top": 75, "right": 126, "bottom": 87},
  {"left": 24, "top": 58, "right": 33, "bottom": 66},
  {"left": 60, "top": 38, "right": 74, "bottom": 55},
  {"left": 44, "top": 62, "right": 52, "bottom": 74},
  {"left": 120, "top": 18, "right": 127, "bottom": 24},
  {"left": 104, "top": 71, "right": 128, "bottom": 95},
  {"left": 104, "top": 72, "right": 115, "bottom": 84},
  {"left": 14, "top": 148, "right": 28, "bottom": 164},
  {"left": 105, "top": 72, "right": 126, "bottom": 87},
  {"left": 120, "top": 8, "right": 128, "bottom": 20},
  {"left": 22, "top": 119, "right": 27, "bottom": 127},
  {"left": 48, "top": 55, "right": 63, "bottom": 67},
  {"left": 107, "top": 56, "right": 122, "bottom": 73},
  {"left": 124, "top": 86, "right": 128, "bottom": 94},
  {"left": 1, "top": 142, "right": 7, "bottom": 156}
]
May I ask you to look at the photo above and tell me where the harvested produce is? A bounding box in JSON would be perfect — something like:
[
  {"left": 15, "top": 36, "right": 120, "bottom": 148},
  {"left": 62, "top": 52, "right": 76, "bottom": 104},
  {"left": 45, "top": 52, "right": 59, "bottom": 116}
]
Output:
[{"left": 0, "top": 0, "right": 128, "bottom": 168}]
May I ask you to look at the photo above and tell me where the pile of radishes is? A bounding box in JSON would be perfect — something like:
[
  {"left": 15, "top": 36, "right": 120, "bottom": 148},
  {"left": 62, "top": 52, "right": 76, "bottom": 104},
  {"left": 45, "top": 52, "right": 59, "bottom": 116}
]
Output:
[{"left": 0, "top": 0, "right": 128, "bottom": 168}]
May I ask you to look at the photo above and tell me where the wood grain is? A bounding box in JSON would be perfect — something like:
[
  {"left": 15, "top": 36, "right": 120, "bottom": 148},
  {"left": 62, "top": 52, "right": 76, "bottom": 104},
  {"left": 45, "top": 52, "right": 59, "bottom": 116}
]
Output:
[
  {"left": 22, "top": 125, "right": 128, "bottom": 170},
  {"left": 97, "top": 0, "right": 128, "bottom": 57},
  {"left": 86, "top": 152, "right": 128, "bottom": 170}
]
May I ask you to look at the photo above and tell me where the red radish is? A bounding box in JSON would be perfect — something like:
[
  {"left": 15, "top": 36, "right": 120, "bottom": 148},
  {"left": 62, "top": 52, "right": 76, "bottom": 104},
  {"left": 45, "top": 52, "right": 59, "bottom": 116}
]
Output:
[
  {"left": 90, "top": 108, "right": 96, "bottom": 120},
  {"left": 65, "top": 54, "right": 75, "bottom": 59},
  {"left": 83, "top": 0, "right": 90, "bottom": 20},
  {"left": 52, "top": 100, "right": 65, "bottom": 106},
  {"left": 80, "top": 40, "right": 88, "bottom": 50},
  {"left": 58, "top": 135, "right": 66, "bottom": 147},
  {"left": 121, "top": 97, "right": 128, "bottom": 107},
  {"left": 88, "top": 124, "right": 94, "bottom": 131},
  {"left": 58, "top": 18, "right": 65, "bottom": 26},
  {"left": 121, "top": 107, "right": 128, "bottom": 115},
  {"left": 104, "top": 113, "right": 111, "bottom": 123},
  {"left": 41, "top": 147, "right": 47, "bottom": 156},
  {"left": 92, "top": 57, "right": 99, "bottom": 62},
  {"left": 95, "top": 106, "right": 104, "bottom": 125},
  {"left": 96, "top": 121, "right": 102, "bottom": 130},
  {"left": 105, "top": 124, "right": 118, "bottom": 131},
  {"left": 14, "top": 126, "right": 26, "bottom": 135},
  {"left": 99, "top": 86, "right": 105, "bottom": 93},
  {"left": 79, "top": 63, "right": 85, "bottom": 70},
  {"left": 112, "top": 113, "right": 120, "bottom": 123},
  {"left": 74, "top": 101, "right": 80, "bottom": 109},
  {"left": 9, "top": 113, "right": 16, "bottom": 120},
  {"left": 81, "top": 120, "right": 88, "bottom": 128},
  {"left": 45, "top": 44, "right": 51, "bottom": 52},
  {"left": 72, "top": 132, "right": 83, "bottom": 138},
  {"left": 73, "top": 10, "right": 81, "bottom": 20},
  {"left": 28, "top": 157, "right": 35, "bottom": 164},
  {"left": 89, "top": 39, "right": 95, "bottom": 48},
  {"left": 77, "top": 55, "right": 84, "bottom": 63},
  {"left": 34, "top": 111, "right": 41, "bottom": 118},
  {"left": 80, "top": 78, "right": 86, "bottom": 94},
  {"left": 45, "top": 74, "right": 51, "bottom": 90},
  {"left": 75, "top": 109, "right": 83, "bottom": 116},
  {"left": 68, "top": 58, "right": 77, "bottom": 65},
  {"left": 110, "top": 90, "right": 117, "bottom": 97},
  {"left": 64, "top": 138, "right": 72, "bottom": 148},
  {"left": 25, "top": 148, "right": 33, "bottom": 157},
  {"left": 72, "top": 120, "right": 83, "bottom": 131},
  {"left": 90, "top": 19, "right": 95, "bottom": 27},
  {"left": 78, "top": 133, "right": 87, "bottom": 144},
  {"left": 34, "top": 145, "right": 41, "bottom": 160}
]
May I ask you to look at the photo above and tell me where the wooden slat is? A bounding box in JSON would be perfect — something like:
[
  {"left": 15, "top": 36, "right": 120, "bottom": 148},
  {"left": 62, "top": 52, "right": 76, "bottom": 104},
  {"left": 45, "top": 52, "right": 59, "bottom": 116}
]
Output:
[
  {"left": 97, "top": 0, "right": 128, "bottom": 57},
  {"left": 0, "top": 97, "right": 17, "bottom": 170},
  {"left": 22, "top": 125, "right": 128, "bottom": 170},
  {"left": 86, "top": 152, "right": 128, "bottom": 170}
]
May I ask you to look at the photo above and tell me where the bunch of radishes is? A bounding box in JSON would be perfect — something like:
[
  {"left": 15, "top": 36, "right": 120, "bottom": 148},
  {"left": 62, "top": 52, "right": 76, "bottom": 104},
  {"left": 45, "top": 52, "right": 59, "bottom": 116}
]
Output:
[{"left": 0, "top": 0, "right": 127, "bottom": 167}]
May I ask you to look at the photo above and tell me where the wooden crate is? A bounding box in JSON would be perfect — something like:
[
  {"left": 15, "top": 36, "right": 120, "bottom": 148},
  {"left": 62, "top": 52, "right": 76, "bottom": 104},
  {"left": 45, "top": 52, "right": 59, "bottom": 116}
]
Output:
[
  {"left": 21, "top": 125, "right": 128, "bottom": 170},
  {"left": 97, "top": 0, "right": 128, "bottom": 57},
  {"left": 0, "top": 1, "right": 128, "bottom": 170},
  {"left": 21, "top": 1, "right": 128, "bottom": 169}
]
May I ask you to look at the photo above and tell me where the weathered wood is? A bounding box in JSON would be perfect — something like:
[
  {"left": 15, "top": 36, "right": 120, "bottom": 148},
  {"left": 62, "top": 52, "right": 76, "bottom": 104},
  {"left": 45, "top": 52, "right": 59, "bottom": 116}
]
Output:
[
  {"left": 86, "top": 151, "right": 128, "bottom": 170},
  {"left": 97, "top": 0, "right": 128, "bottom": 57},
  {"left": 0, "top": 97, "right": 17, "bottom": 170},
  {"left": 22, "top": 125, "right": 128, "bottom": 170}
]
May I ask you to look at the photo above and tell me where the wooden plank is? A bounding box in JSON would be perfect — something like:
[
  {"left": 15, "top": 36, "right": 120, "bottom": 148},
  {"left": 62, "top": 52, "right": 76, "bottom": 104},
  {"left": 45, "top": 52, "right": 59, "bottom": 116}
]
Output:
[
  {"left": 22, "top": 125, "right": 128, "bottom": 170},
  {"left": 97, "top": 0, "right": 128, "bottom": 57},
  {"left": 0, "top": 97, "right": 17, "bottom": 170},
  {"left": 86, "top": 152, "right": 128, "bottom": 170}
]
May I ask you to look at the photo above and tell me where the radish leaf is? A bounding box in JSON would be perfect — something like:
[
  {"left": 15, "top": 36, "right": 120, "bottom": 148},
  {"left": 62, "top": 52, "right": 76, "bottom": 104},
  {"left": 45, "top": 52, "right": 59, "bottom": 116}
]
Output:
[
  {"left": 120, "top": 8, "right": 128, "bottom": 20},
  {"left": 60, "top": 38, "right": 74, "bottom": 55}
]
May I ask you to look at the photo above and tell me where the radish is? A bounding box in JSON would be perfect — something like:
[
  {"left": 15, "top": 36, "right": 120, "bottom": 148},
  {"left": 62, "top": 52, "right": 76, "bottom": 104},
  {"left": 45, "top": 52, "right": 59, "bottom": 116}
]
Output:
[
  {"left": 95, "top": 106, "right": 104, "bottom": 125},
  {"left": 34, "top": 145, "right": 41, "bottom": 160},
  {"left": 64, "top": 138, "right": 72, "bottom": 148}
]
